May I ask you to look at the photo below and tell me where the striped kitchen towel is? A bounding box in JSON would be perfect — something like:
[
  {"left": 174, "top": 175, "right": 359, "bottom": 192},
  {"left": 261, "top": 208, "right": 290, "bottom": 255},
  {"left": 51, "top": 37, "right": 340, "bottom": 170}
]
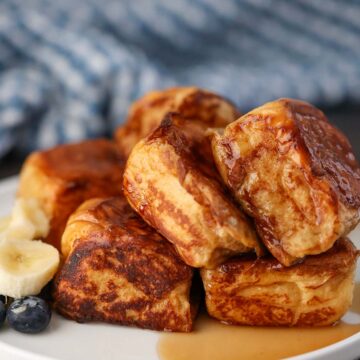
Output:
[{"left": 0, "top": 0, "right": 360, "bottom": 157}]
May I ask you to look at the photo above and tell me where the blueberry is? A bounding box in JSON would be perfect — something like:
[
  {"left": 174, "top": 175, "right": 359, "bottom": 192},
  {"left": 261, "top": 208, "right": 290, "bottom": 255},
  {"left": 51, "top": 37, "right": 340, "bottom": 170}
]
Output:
[
  {"left": 7, "top": 296, "right": 51, "bottom": 334},
  {"left": 0, "top": 300, "right": 5, "bottom": 327},
  {"left": 39, "top": 281, "right": 53, "bottom": 302}
]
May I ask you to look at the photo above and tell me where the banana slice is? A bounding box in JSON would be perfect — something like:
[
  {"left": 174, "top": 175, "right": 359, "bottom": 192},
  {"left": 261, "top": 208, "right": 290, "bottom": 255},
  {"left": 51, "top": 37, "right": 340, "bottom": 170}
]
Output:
[
  {"left": 0, "top": 198, "right": 49, "bottom": 241},
  {"left": 0, "top": 216, "right": 10, "bottom": 233},
  {"left": 0, "top": 239, "right": 59, "bottom": 298}
]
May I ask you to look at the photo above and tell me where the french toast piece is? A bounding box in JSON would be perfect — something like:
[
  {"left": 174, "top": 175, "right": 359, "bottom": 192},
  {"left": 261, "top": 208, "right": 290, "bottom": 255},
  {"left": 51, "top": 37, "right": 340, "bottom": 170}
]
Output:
[
  {"left": 17, "top": 139, "right": 124, "bottom": 250},
  {"left": 123, "top": 113, "right": 261, "bottom": 269},
  {"left": 201, "top": 238, "right": 359, "bottom": 327},
  {"left": 211, "top": 99, "right": 360, "bottom": 266},
  {"left": 115, "top": 86, "right": 240, "bottom": 157},
  {"left": 54, "top": 197, "right": 197, "bottom": 332}
]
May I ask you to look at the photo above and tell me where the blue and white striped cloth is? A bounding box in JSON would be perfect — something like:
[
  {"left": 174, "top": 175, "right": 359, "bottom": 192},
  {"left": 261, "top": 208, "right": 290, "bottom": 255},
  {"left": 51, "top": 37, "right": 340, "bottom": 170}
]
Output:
[{"left": 1, "top": 0, "right": 360, "bottom": 157}]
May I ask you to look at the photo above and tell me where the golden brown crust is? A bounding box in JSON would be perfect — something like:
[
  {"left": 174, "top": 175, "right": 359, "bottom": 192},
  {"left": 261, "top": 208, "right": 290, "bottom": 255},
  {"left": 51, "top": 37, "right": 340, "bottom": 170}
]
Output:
[
  {"left": 123, "top": 113, "right": 261, "bottom": 268},
  {"left": 115, "top": 87, "right": 240, "bottom": 157},
  {"left": 201, "top": 238, "right": 359, "bottom": 327},
  {"left": 287, "top": 100, "right": 360, "bottom": 208},
  {"left": 18, "top": 139, "right": 125, "bottom": 250},
  {"left": 54, "top": 196, "right": 196, "bottom": 332},
  {"left": 211, "top": 98, "right": 360, "bottom": 266}
]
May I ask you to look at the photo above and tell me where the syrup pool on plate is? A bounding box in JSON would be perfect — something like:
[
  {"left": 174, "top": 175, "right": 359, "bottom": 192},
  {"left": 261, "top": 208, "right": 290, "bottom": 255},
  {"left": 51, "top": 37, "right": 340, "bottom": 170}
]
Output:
[{"left": 158, "top": 283, "right": 360, "bottom": 360}]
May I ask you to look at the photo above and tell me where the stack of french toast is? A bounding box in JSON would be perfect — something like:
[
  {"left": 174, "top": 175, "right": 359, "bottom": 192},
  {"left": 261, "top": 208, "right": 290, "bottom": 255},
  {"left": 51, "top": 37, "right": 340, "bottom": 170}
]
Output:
[{"left": 17, "top": 87, "right": 360, "bottom": 332}]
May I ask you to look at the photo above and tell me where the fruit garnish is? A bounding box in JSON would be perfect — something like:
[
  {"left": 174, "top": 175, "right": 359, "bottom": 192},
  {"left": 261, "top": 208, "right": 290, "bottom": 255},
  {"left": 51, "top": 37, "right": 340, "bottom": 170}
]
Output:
[
  {"left": 0, "top": 217, "right": 10, "bottom": 233},
  {"left": 0, "top": 198, "right": 49, "bottom": 241},
  {"left": 0, "top": 299, "right": 5, "bottom": 327},
  {"left": 7, "top": 296, "right": 51, "bottom": 334},
  {"left": 0, "top": 239, "right": 59, "bottom": 298}
]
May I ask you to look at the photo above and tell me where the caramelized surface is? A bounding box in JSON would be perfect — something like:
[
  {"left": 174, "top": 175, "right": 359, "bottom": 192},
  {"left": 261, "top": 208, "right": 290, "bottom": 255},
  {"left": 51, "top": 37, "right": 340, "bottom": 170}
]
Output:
[
  {"left": 115, "top": 86, "right": 240, "bottom": 157},
  {"left": 212, "top": 99, "right": 360, "bottom": 265},
  {"left": 123, "top": 114, "right": 261, "bottom": 268},
  {"left": 54, "top": 197, "right": 196, "bottom": 332},
  {"left": 291, "top": 100, "right": 360, "bottom": 208},
  {"left": 18, "top": 139, "right": 124, "bottom": 250},
  {"left": 201, "top": 238, "right": 359, "bottom": 327}
]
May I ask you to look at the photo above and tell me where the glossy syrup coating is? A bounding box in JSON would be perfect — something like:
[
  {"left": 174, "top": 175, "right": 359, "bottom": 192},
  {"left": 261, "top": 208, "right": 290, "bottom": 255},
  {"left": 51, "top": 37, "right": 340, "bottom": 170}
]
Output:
[
  {"left": 211, "top": 99, "right": 360, "bottom": 266},
  {"left": 115, "top": 86, "right": 240, "bottom": 158},
  {"left": 123, "top": 113, "right": 261, "bottom": 269},
  {"left": 54, "top": 196, "right": 197, "bottom": 332},
  {"left": 201, "top": 238, "right": 359, "bottom": 327},
  {"left": 17, "top": 139, "right": 125, "bottom": 250}
]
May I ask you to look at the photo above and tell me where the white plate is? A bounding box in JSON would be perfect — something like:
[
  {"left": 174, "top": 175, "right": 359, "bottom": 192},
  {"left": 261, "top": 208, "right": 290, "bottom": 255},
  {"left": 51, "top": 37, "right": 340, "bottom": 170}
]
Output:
[{"left": 0, "top": 176, "right": 358, "bottom": 360}]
